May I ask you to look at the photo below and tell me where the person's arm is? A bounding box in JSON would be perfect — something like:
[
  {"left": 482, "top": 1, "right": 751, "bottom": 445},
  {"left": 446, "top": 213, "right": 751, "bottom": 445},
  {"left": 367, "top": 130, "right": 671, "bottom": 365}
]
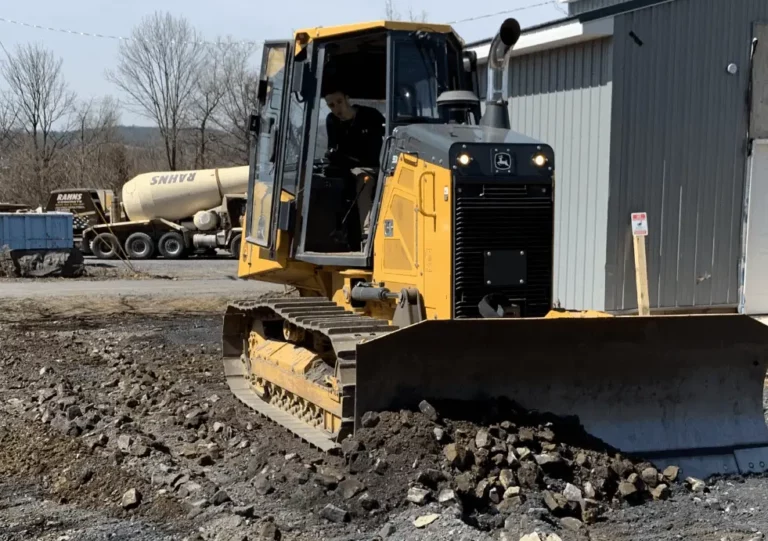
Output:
[
  {"left": 374, "top": 109, "right": 385, "bottom": 139},
  {"left": 325, "top": 113, "right": 337, "bottom": 156},
  {"left": 362, "top": 109, "right": 386, "bottom": 167}
]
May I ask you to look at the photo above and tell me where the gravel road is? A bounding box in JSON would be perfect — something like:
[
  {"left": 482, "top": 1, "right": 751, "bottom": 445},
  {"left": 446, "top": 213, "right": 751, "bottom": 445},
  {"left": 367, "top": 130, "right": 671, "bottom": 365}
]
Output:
[
  {"left": 0, "top": 256, "right": 284, "bottom": 316},
  {"left": 0, "top": 278, "right": 282, "bottom": 299},
  {"left": 84, "top": 256, "right": 244, "bottom": 281}
]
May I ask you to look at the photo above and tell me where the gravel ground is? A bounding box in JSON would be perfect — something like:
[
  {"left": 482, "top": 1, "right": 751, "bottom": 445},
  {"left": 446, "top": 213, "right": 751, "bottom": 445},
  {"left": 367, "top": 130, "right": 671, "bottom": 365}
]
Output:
[
  {"left": 82, "top": 256, "right": 242, "bottom": 281},
  {"left": 0, "top": 255, "right": 243, "bottom": 283},
  {"left": 1, "top": 311, "right": 768, "bottom": 541},
  {"left": 0, "top": 256, "right": 284, "bottom": 322}
]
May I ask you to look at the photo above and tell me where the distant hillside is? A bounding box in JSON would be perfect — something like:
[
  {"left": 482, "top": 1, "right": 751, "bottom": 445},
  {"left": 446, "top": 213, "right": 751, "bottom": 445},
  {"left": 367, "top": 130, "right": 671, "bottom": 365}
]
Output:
[
  {"left": 116, "top": 125, "right": 163, "bottom": 146},
  {"left": 115, "top": 125, "right": 233, "bottom": 146}
]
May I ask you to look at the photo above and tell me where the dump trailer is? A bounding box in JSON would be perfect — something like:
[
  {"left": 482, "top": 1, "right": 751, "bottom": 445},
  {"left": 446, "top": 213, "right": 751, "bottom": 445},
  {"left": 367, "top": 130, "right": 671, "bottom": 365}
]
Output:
[
  {"left": 82, "top": 166, "right": 248, "bottom": 260},
  {"left": 0, "top": 212, "right": 84, "bottom": 277},
  {"left": 45, "top": 188, "right": 117, "bottom": 254},
  {"left": 0, "top": 203, "right": 30, "bottom": 213},
  {"left": 220, "top": 18, "right": 768, "bottom": 480}
]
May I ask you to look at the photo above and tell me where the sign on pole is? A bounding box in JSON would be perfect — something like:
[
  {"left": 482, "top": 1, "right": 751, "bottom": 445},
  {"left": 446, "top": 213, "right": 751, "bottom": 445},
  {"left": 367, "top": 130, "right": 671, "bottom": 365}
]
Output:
[
  {"left": 631, "top": 212, "right": 650, "bottom": 316},
  {"left": 631, "top": 212, "right": 648, "bottom": 236}
]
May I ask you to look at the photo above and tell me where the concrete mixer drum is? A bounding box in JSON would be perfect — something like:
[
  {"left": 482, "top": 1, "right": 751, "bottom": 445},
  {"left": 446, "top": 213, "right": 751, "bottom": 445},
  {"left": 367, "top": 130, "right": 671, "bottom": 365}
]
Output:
[{"left": 80, "top": 166, "right": 248, "bottom": 260}]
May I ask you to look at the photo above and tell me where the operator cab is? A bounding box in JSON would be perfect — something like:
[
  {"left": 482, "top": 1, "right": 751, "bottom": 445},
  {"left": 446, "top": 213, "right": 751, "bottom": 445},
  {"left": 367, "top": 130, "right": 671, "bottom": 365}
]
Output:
[{"left": 246, "top": 22, "right": 480, "bottom": 267}]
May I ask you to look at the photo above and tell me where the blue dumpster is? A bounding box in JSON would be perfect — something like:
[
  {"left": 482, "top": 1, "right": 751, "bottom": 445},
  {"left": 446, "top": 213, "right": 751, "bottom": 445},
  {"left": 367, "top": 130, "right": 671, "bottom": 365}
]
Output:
[{"left": 0, "top": 212, "right": 74, "bottom": 251}]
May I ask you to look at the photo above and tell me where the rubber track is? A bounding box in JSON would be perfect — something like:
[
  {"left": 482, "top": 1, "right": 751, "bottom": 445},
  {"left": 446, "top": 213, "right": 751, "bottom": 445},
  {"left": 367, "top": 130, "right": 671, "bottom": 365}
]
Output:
[{"left": 224, "top": 297, "right": 398, "bottom": 451}]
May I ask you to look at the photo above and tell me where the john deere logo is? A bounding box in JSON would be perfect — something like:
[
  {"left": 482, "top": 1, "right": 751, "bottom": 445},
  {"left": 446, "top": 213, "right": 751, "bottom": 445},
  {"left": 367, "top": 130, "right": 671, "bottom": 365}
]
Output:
[{"left": 494, "top": 152, "right": 512, "bottom": 171}]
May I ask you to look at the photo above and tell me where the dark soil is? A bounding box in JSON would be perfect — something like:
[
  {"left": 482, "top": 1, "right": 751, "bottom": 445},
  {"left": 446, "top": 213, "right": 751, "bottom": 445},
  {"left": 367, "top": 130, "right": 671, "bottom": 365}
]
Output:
[{"left": 1, "top": 313, "right": 768, "bottom": 541}]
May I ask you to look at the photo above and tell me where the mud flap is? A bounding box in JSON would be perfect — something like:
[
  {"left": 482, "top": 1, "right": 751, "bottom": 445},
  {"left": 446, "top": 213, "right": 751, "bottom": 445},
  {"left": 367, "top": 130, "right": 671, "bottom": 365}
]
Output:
[{"left": 354, "top": 314, "right": 768, "bottom": 479}]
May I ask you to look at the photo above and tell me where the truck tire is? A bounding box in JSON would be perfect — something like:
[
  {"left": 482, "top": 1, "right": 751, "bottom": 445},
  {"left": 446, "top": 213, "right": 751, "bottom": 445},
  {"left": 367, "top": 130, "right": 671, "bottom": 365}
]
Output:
[
  {"left": 91, "top": 233, "right": 119, "bottom": 260},
  {"left": 158, "top": 232, "right": 186, "bottom": 259},
  {"left": 125, "top": 232, "right": 155, "bottom": 259},
  {"left": 229, "top": 234, "right": 242, "bottom": 259}
]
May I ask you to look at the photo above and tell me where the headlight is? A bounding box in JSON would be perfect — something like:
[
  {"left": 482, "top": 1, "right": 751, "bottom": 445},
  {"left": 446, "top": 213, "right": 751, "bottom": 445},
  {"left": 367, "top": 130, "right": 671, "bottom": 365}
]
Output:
[
  {"left": 457, "top": 153, "right": 471, "bottom": 166},
  {"left": 532, "top": 153, "right": 548, "bottom": 167}
]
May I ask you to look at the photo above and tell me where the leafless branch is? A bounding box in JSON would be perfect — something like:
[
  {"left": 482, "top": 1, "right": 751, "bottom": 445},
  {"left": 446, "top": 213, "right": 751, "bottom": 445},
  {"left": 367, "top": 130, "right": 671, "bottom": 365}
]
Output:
[
  {"left": 0, "top": 42, "right": 76, "bottom": 201},
  {"left": 0, "top": 92, "right": 17, "bottom": 146},
  {"left": 384, "top": 0, "right": 401, "bottom": 20},
  {"left": 385, "top": 0, "right": 428, "bottom": 21},
  {"left": 187, "top": 44, "right": 228, "bottom": 168},
  {"left": 105, "top": 11, "right": 205, "bottom": 170},
  {"left": 210, "top": 38, "right": 259, "bottom": 164},
  {"left": 407, "top": 7, "right": 429, "bottom": 22}
]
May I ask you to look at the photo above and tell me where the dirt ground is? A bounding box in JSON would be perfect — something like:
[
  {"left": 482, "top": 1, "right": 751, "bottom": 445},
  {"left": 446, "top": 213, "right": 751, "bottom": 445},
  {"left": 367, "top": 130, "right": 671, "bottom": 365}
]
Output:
[
  {"left": 0, "top": 258, "right": 285, "bottom": 323},
  {"left": 2, "top": 267, "right": 768, "bottom": 541},
  {"left": 0, "top": 307, "right": 767, "bottom": 541}
]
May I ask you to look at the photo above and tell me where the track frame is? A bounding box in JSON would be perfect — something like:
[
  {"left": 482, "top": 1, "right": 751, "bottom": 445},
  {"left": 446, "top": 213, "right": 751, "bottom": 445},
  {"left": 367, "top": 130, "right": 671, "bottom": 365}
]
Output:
[{"left": 222, "top": 297, "right": 396, "bottom": 451}]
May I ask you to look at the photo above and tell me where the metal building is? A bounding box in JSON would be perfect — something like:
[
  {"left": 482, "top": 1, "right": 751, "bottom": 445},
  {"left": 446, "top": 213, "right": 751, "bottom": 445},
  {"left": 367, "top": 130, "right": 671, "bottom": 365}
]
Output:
[{"left": 468, "top": 0, "right": 768, "bottom": 314}]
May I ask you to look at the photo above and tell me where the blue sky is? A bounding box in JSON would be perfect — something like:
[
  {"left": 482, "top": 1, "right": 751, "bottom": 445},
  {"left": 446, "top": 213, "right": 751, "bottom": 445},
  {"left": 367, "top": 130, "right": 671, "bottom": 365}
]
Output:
[{"left": 0, "top": 0, "right": 563, "bottom": 125}]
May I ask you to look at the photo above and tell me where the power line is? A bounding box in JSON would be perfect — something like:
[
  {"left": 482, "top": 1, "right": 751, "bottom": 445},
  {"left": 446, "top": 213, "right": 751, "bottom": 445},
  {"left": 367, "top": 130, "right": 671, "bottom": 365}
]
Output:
[
  {"left": 1, "top": 1, "right": 557, "bottom": 47},
  {"left": 447, "top": 0, "right": 556, "bottom": 24},
  {"left": 0, "top": 17, "right": 261, "bottom": 47}
]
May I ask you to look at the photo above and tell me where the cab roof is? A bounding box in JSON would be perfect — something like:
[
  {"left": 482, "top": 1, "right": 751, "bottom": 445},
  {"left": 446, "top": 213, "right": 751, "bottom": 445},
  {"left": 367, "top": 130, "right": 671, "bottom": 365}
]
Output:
[{"left": 294, "top": 20, "right": 464, "bottom": 45}]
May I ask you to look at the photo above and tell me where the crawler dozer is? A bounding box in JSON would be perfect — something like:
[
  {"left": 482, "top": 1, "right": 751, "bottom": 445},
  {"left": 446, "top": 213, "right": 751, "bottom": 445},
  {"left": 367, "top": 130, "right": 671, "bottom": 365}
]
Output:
[{"left": 222, "top": 18, "right": 768, "bottom": 479}]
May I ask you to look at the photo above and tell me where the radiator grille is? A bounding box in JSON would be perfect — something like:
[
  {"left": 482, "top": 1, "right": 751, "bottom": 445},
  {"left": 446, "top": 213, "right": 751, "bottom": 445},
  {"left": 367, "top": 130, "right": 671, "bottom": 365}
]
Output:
[{"left": 453, "top": 181, "right": 554, "bottom": 318}]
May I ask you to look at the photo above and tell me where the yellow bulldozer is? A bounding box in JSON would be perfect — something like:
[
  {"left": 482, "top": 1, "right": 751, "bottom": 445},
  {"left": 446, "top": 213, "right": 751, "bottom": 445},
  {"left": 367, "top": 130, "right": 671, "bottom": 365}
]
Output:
[{"left": 222, "top": 17, "right": 768, "bottom": 480}]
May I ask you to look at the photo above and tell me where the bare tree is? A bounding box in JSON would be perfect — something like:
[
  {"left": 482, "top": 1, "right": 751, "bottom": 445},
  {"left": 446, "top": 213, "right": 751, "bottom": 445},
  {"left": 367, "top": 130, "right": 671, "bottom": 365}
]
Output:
[
  {"left": 66, "top": 96, "right": 122, "bottom": 186},
  {"left": 213, "top": 39, "right": 260, "bottom": 164},
  {"left": 189, "top": 45, "right": 227, "bottom": 168},
  {"left": 384, "top": 0, "right": 401, "bottom": 19},
  {"left": 0, "top": 92, "right": 17, "bottom": 148},
  {"left": 407, "top": 7, "right": 429, "bottom": 22},
  {"left": 384, "top": 0, "right": 428, "bottom": 21},
  {"left": 0, "top": 42, "right": 76, "bottom": 199},
  {"left": 106, "top": 12, "right": 205, "bottom": 170}
]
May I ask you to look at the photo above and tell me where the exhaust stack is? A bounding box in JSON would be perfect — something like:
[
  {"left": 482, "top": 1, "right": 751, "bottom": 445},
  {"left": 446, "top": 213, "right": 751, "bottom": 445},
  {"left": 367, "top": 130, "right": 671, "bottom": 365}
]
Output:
[{"left": 480, "top": 18, "right": 521, "bottom": 130}]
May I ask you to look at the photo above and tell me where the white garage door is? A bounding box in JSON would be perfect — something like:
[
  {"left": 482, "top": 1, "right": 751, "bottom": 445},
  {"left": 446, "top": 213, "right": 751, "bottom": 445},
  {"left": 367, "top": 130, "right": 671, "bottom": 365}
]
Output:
[{"left": 742, "top": 139, "right": 768, "bottom": 314}]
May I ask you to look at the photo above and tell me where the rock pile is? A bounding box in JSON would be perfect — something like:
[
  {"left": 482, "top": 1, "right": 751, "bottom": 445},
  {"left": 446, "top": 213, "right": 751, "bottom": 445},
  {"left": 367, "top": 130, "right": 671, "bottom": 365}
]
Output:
[{"left": 344, "top": 398, "right": 688, "bottom": 535}]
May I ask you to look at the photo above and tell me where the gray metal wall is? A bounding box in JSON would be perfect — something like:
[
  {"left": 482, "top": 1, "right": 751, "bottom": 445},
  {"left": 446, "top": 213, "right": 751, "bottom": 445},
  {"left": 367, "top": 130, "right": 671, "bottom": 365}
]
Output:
[
  {"left": 604, "top": 0, "right": 768, "bottom": 311},
  {"left": 567, "top": 0, "right": 630, "bottom": 16},
  {"left": 506, "top": 38, "right": 614, "bottom": 310}
]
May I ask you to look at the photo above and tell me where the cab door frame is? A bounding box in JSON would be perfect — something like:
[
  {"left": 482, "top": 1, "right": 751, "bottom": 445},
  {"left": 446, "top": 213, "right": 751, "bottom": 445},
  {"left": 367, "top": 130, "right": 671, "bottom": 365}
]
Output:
[
  {"left": 292, "top": 32, "right": 394, "bottom": 269},
  {"left": 245, "top": 39, "right": 292, "bottom": 250},
  {"left": 271, "top": 42, "right": 315, "bottom": 260}
]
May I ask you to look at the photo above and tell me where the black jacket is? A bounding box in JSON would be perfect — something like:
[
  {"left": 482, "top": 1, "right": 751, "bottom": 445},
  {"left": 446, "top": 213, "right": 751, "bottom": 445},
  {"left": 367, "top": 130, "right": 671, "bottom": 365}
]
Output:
[{"left": 325, "top": 105, "right": 385, "bottom": 168}]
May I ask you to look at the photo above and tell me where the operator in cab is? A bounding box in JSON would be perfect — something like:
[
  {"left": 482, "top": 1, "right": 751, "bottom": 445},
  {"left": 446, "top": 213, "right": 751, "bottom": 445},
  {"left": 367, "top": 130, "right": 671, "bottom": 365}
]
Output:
[{"left": 323, "top": 86, "right": 385, "bottom": 240}]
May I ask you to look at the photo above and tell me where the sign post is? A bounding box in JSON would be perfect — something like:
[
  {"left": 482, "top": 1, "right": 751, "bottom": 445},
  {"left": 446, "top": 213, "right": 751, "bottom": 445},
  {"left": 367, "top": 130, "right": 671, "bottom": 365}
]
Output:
[{"left": 631, "top": 212, "right": 650, "bottom": 316}]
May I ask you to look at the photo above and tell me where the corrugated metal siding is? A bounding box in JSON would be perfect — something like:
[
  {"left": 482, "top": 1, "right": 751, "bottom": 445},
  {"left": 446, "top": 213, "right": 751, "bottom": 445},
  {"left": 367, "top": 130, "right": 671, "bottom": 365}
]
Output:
[
  {"left": 0, "top": 213, "right": 73, "bottom": 251},
  {"left": 605, "top": 0, "right": 768, "bottom": 311},
  {"left": 507, "top": 38, "right": 613, "bottom": 310},
  {"left": 568, "top": 0, "right": 630, "bottom": 16}
]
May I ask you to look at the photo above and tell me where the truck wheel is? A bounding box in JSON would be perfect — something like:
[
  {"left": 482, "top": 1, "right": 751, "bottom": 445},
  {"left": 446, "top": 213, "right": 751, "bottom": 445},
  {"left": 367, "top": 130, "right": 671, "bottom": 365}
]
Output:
[
  {"left": 158, "top": 232, "right": 186, "bottom": 259},
  {"left": 229, "top": 235, "right": 242, "bottom": 259},
  {"left": 91, "top": 233, "right": 119, "bottom": 260},
  {"left": 78, "top": 238, "right": 92, "bottom": 256},
  {"left": 125, "top": 232, "right": 155, "bottom": 259}
]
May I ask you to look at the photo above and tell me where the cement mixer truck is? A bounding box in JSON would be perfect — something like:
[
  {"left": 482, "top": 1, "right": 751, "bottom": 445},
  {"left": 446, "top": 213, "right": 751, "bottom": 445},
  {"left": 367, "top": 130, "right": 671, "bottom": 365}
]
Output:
[{"left": 80, "top": 166, "right": 248, "bottom": 260}]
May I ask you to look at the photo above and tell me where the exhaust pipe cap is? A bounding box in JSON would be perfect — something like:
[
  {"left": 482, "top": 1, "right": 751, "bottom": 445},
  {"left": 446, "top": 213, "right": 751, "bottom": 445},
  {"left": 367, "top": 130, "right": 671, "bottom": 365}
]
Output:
[{"left": 499, "top": 18, "right": 522, "bottom": 48}]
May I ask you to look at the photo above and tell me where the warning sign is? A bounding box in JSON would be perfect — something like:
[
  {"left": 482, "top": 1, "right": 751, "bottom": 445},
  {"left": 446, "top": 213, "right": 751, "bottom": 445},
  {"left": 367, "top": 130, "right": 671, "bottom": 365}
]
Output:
[{"left": 631, "top": 212, "right": 648, "bottom": 236}]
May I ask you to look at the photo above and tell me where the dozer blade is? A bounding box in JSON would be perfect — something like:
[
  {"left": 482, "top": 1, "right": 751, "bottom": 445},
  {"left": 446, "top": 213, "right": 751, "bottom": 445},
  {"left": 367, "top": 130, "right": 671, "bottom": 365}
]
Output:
[{"left": 355, "top": 313, "right": 768, "bottom": 480}]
